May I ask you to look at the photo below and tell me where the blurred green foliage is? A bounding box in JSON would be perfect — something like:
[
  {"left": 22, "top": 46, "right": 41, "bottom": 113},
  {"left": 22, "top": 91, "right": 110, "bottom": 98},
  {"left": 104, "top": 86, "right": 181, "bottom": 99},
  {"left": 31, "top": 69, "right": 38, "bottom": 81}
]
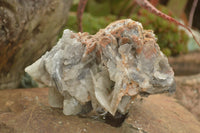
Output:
[
  {"left": 131, "top": 6, "right": 189, "bottom": 56},
  {"left": 20, "top": 72, "right": 38, "bottom": 88},
  {"left": 66, "top": 13, "right": 116, "bottom": 34},
  {"left": 71, "top": 0, "right": 133, "bottom": 17},
  {"left": 66, "top": 1, "right": 189, "bottom": 57},
  {"left": 66, "top": 10, "right": 188, "bottom": 56}
]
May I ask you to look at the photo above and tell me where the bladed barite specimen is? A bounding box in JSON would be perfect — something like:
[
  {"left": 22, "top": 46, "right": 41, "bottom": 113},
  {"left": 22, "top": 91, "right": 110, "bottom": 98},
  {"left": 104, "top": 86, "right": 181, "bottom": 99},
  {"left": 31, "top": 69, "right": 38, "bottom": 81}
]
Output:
[{"left": 25, "top": 19, "right": 175, "bottom": 116}]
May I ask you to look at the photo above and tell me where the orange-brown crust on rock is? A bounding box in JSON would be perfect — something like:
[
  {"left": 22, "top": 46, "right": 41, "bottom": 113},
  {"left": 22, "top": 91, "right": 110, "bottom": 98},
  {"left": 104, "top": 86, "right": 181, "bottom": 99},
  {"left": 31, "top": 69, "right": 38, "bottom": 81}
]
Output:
[{"left": 71, "top": 19, "right": 156, "bottom": 57}]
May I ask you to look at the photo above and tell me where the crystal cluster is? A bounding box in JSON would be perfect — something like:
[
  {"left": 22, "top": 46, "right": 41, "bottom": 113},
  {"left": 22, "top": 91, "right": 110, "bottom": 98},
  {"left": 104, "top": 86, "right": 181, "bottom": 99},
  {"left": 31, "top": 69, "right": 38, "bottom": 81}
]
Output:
[{"left": 25, "top": 19, "right": 175, "bottom": 116}]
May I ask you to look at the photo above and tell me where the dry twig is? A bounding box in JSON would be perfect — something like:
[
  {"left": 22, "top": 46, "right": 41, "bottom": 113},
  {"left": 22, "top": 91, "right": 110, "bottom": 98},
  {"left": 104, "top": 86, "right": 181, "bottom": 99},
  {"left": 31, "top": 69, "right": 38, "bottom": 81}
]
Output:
[
  {"left": 135, "top": 0, "right": 200, "bottom": 47},
  {"left": 189, "top": 0, "right": 198, "bottom": 27},
  {"left": 77, "top": 0, "right": 88, "bottom": 32}
]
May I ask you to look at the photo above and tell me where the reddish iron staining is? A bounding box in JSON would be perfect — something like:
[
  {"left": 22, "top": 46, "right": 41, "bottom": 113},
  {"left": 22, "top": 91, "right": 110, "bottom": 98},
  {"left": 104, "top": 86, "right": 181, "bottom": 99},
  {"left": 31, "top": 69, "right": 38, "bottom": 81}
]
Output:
[
  {"left": 74, "top": 19, "right": 159, "bottom": 62},
  {"left": 143, "top": 30, "right": 154, "bottom": 39},
  {"left": 121, "top": 37, "right": 131, "bottom": 45},
  {"left": 144, "top": 46, "right": 157, "bottom": 59},
  {"left": 111, "top": 28, "right": 125, "bottom": 39},
  {"left": 127, "top": 21, "right": 137, "bottom": 29},
  {"left": 121, "top": 54, "right": 128, "bottom": 67},
  {"left": 100, "top": 37, "right": 112, "bottom": 48},
  {"left": 122, "top": 81, "right": 139, "bottom": 96},
  {"left": 85, "top": 42, "right": 97, "bottom": 54},
  {"left": 136, "top": 47, "right": 143, "bottom": 54}
]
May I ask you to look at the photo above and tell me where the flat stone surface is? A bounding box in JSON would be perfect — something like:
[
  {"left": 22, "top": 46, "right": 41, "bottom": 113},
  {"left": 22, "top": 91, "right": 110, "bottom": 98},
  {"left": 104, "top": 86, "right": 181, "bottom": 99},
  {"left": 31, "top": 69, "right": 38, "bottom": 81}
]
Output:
[
  {"left": 0, "top": 88, "right": 121, "bottom": 133},
  {"left": 175, "top": 74, "right": 200, "bottom": 122},
  {"left": 169, "top": 51, "right": 200, "bottom": 121},
  {"left": 123, "top": 94, "right": 200, "bottom": 133},
  {"left": 0, "top": 88, "right": 200, "bottom": 133}
]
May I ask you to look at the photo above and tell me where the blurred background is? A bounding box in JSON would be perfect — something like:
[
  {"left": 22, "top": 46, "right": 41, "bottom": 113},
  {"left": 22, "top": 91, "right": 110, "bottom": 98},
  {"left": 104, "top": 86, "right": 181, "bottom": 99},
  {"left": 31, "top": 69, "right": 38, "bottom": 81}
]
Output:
[{"left": 67, "top": 0, "right": 200, "bottom": 56}]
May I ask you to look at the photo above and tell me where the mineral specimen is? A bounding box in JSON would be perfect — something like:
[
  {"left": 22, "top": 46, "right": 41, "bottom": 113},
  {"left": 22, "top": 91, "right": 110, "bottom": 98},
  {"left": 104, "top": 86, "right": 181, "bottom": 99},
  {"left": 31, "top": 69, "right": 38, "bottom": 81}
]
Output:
[{"left": 25, "top": 19, "right": 175, "bottom": 116}]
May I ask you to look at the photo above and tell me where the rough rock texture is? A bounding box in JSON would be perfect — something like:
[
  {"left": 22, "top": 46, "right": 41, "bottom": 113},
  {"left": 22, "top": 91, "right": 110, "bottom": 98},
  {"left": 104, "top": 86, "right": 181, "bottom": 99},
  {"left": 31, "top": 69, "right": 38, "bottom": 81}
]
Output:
[
  {"left": 122, "top": 94, "right": 200, "bottom": 133},
  {"left": 0, "top": 88, "right": 121, "bottom": 133},
  {"left": 1, "top": 88, "right": 200, "bottom": 133},
  {"left": 168, "top": 51, "right": 200, "bottom": 121},
  {"left": 0, "top": 0, "right": 72, "bottom": 89},
  {"left": 25, "top": 19, "right": 175, "bottom": 116},
  {"left": 175, "top": 74, "right": 200, "bottom": 121}
]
